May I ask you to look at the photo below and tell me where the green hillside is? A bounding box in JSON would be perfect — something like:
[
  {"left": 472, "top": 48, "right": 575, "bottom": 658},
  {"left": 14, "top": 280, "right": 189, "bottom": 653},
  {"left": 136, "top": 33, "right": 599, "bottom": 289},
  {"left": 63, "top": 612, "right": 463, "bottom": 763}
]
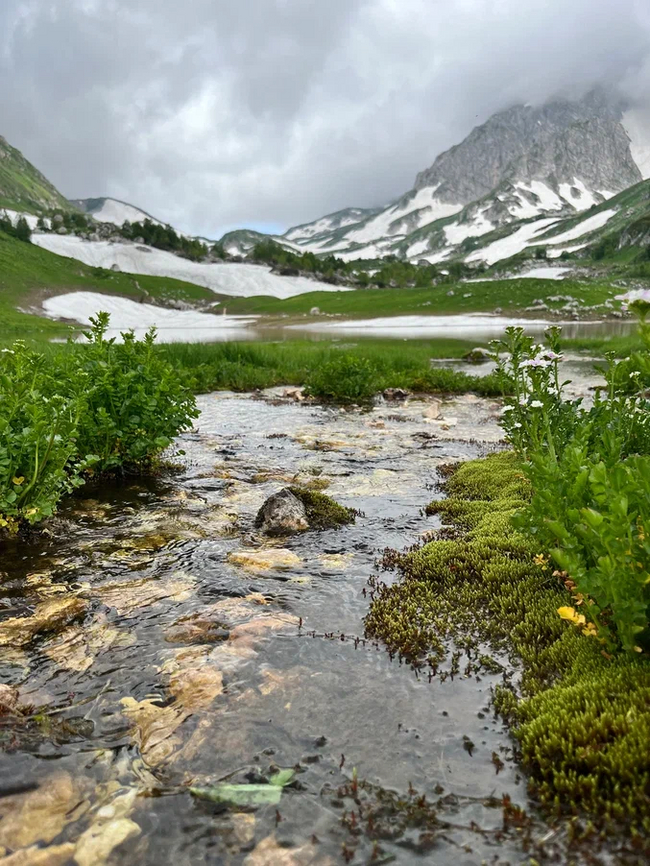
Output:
[
  {"left": 0, "top": 230, "right": 217, "bottom": 343},
  {"left": 0, "top": 135, "right": 73, "bottom": 213}
]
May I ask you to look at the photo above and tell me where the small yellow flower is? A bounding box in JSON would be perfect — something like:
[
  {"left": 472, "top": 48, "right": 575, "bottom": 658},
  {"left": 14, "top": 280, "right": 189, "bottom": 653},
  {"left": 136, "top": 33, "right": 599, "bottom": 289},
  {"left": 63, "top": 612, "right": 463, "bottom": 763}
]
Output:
[
  {"left": 582, "top": 622, "right": 599, "bottom": 637},
  {"left": 557, "top": 606, "right": 586, "bottom": 626},
  {"left": 533, "top": 553, "right": 549, "bottom": 568},
  {"left": 12, "top": 476, "right": 25, "bottom": 486}
]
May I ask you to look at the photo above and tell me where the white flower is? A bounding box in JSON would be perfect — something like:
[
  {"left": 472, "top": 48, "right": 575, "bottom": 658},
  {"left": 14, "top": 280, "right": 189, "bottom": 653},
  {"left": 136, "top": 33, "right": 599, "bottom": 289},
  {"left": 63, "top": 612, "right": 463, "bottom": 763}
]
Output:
[
  {"left": 513, "top": 422, "right": 522, "bottom": 429},
  {"left": 530, "top": 400, "right": 544, "bottom": 408},
  {"left": 520, "top": 358, "right": 551, "bottom": 369},
  {"left": 630, "top": 371, "right": 641, "bottom": 378},
  {"left": 502, "top": 405, "right": 515, "bottom": 413}
]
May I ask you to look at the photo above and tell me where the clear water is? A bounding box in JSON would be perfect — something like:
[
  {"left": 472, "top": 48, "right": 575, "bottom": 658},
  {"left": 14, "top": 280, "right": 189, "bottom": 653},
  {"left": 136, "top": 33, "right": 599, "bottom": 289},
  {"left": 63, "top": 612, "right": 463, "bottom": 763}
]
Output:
[{"left": 0, "top": 390, "right": 623, "bottom": 864}]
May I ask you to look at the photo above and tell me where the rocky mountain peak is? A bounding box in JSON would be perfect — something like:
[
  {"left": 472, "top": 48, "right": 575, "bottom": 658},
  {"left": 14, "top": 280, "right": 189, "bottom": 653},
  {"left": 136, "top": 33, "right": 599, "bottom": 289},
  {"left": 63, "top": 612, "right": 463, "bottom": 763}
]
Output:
[{"left": 414, "top": 88, "right": 640, "bottom": 204}]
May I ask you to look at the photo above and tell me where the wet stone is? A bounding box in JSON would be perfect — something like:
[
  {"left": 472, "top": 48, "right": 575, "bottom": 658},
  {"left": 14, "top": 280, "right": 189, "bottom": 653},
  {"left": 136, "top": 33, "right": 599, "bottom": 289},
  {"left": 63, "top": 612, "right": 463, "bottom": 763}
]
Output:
[{"left": 255, "top": 489, "right": 309, "bottom": 536}]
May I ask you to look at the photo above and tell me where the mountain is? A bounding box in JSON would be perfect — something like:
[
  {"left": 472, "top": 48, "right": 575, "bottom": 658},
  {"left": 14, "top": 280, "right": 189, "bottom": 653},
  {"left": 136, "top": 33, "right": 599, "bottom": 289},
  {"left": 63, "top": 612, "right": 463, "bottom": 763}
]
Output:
[
  {"left": 0, "top": 135, "right": 73, "bottom": 213},
  {"left": 71, "top": 197, "right": 165, "bottom": 228},
  {"left": 233, "top": 88, "right": 649, "bottom": 267}
]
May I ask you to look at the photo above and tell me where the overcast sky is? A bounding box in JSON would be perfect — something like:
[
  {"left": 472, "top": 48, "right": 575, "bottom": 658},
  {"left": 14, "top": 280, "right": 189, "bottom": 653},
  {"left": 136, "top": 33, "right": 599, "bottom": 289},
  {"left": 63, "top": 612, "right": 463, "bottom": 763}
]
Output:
[{"left": 2, "top": 0, "right": 650, "bottom": 238}]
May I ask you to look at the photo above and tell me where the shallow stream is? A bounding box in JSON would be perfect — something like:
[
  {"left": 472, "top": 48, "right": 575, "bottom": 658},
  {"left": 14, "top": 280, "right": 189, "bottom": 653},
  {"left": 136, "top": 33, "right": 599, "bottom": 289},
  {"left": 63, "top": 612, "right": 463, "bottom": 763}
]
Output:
[{"left": 0, "top": 389, "right": 599, "bottom": 864}]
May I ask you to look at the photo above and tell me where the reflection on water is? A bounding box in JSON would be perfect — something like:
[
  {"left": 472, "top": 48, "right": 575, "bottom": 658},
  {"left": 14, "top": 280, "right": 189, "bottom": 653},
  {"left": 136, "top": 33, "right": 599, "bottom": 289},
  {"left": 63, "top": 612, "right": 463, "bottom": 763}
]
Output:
[
  {"left": 282, "top": 314, "right": 636, "bottom": 342},
  {"left": 111, "top": 315, "right": 635, "bottom": 344},
  {"left": 0, "top": 387, "right": 620, "bottom": 863}
]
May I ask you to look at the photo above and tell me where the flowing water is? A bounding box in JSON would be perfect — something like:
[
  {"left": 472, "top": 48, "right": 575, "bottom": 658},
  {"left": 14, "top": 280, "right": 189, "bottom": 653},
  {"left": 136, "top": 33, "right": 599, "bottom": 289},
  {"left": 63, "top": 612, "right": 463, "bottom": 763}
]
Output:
[{"left": 0, "top": 387, "right": 608, "bottom": 865}]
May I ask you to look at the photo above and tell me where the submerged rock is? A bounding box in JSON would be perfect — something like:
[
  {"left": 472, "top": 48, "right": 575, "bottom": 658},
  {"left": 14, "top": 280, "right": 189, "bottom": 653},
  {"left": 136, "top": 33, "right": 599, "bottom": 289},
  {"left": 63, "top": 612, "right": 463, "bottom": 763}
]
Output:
[
  {"left": 0, "top": 684, "right": 19, "bottom": 715},
  {"left": 463, "top": 347, "right": 492, "bottom": 364},
  {"left": 228, "top": 549, "right": 302, "bottom": 571},
  {"left": 255, "top": 488, "right": 309, "bottom": 535},
  {"left": 383, "top": 387, "right": 410, "bottom": 401},
  {"left": 0, "top": 598, "right": 89, "bottom": 648}
]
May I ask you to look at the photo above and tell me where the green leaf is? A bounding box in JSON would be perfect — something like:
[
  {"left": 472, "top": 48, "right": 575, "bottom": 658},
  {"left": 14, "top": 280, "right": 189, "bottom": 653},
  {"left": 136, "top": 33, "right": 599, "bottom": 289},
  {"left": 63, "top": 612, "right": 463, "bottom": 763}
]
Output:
[
  {"left": 269, "top": 768, "right": 295, "bottom": 787},
  {"left": 189, "top": 784, "right": 283, "bottom": 807}
]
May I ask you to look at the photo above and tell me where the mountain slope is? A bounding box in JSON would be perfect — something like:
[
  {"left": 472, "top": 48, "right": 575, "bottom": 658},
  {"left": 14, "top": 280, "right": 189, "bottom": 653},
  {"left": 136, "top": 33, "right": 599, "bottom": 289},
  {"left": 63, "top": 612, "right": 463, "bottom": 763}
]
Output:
[
  {"left": 230, "top": 89, "right": 648, "bottom": 265},
  {"left": 0, "top": 135, "right": 73, "bottom": 213},
  {"left": 71, "top": 197, "right": 165, "bottom": 227}
]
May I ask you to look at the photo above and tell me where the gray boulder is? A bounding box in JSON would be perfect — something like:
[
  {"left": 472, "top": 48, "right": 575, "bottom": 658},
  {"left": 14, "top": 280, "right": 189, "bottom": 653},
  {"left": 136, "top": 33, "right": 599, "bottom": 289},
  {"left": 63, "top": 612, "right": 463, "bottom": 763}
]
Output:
[{"left": 255, "top": 488, "right": 309, "bottom": 536}]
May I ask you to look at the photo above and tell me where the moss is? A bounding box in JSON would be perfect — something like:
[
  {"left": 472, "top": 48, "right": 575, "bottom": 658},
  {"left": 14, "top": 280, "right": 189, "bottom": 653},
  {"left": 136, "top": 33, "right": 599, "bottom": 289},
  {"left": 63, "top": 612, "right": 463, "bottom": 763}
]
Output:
[
  {"left": 365, "top": 452, "right": 650, "bottom": 836},
  {"left": 289, "top": 486, "right": 356, "bottom": 530}
]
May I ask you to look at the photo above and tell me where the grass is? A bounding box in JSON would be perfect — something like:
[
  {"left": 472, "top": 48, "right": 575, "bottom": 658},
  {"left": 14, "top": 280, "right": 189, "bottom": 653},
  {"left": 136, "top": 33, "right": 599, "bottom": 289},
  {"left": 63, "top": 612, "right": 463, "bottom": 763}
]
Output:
[
  {"left": 155, "top": 339, "right": 505, "bottom": 397},
  {"left": 220, "top": 278, "right": 620, "bottom": 318}
]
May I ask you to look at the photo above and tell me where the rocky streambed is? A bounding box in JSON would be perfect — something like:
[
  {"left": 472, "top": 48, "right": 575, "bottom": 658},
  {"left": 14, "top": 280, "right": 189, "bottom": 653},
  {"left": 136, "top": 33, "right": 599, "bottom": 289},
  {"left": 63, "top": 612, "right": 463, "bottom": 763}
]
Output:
[{"left": 0, "top": 387, "right": 603, "bottom": 865}]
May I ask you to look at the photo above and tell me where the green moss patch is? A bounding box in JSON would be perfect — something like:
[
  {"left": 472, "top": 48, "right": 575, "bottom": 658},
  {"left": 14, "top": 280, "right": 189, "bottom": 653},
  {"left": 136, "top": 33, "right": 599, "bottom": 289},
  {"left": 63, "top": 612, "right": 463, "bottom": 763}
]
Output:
[
  {"left": 365, "top": 452, "right": 650, "bottom": 836},
  {"left": 289, "top": 486, "right": 356, "bottom": 530}
]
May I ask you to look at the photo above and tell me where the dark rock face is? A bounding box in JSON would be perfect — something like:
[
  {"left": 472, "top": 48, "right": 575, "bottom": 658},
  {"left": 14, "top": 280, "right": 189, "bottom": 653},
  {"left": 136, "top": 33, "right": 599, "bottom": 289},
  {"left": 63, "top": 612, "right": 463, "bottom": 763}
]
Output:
[
  {"left": 415, "top": 89, "right": 641, "bottom": 204},
  {"left": 255, "top": 488, "right": 309, "bottom": 536}
]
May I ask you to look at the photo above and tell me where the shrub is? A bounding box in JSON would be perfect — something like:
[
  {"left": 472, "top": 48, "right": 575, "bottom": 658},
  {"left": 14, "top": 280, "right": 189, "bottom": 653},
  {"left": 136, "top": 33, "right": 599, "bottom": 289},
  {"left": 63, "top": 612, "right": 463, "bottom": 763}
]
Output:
[
  {"left": 0, "top": 313, "right": 199, "bottom": 532},
  {"left": 0, "top": 343, "right": 88, "bottom": 530},
  {"left": 304, "top": 354, "right": 378, "bottom": 404},
  {"left": 55, "top": 313, "right": 199, "bottom": 472},
  {"left": 492, "top": 321, "right": 650, "bottom": 652}
]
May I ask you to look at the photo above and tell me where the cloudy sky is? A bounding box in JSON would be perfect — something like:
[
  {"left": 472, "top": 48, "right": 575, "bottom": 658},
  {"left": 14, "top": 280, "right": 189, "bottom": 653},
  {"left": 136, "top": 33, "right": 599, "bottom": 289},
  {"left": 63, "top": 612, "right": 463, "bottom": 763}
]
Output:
[{"left": 2, "top": 0, "right": 650, "bottom": 237}]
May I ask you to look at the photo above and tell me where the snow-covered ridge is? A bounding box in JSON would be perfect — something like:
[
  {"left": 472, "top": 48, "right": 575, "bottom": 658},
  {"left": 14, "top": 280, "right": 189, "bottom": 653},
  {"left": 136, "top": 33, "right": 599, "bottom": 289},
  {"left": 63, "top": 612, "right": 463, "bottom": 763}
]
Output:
[{"left": 31, "top": 234, "right": 351, "bottom": 299}]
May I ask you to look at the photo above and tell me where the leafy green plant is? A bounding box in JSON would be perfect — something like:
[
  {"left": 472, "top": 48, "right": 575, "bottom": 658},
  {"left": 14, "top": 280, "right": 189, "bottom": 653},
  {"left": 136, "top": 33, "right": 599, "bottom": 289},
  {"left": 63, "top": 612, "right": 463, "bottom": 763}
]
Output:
[
  {"left": 493, "top": 320, "right": 650, "bottom": 652},
  {"left": 0, "top": 342, "right": 88, "bottom": 529},
  {"left": 304, "top": 354, "right": 378, "bottom": 404},
  {"left": 55, "top": 313, "right": 199, "bottom": 472}
]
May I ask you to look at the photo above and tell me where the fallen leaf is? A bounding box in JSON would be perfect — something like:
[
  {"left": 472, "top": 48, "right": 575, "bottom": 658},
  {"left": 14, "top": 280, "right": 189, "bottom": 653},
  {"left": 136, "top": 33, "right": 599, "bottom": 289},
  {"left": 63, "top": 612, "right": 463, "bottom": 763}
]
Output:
[{"left": 190, "top": 784, "right": 283, "bottom": 807}]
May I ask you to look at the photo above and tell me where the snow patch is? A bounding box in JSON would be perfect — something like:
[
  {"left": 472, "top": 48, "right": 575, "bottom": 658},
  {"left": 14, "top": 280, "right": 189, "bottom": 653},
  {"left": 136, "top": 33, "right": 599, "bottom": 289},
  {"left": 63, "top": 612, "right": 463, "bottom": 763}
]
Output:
[
  {"left": 507, "top": 266, "right": 571, "bottom": 280},
  {"left": 1, "top": 209, "right": 42, "bottom": 230},
  {"left": 343, "top": 186, "right": 462, "bottom": 246},
  {"left": 90, "top": 199, "right": 164, "bottom": 228},
  {"left": 466, "top": 218, "right": 559, "bottom": 266},
  {"left": 622, "top": 108, "right": 650, "bottom": 180},
  {"left": 510, "top": 182, "right": 564, "bottom": 219},
  {"left": 406, "top": 239, "right": 430, "bottom": 259},
  {"left": 558, "top": 178, "right": 598, "bottom": 211},
  {"left": 31, "top": 234, "right": 350, "bottom": 299},
  {"left": 547, "top": 243, "right": 588, "bottom": 258},
  {"left": 444, "top": 209, "right": 494, "bottom": 244},
  {"left": 42, "top": 292, "right": 256, "bottom": 343},
  {"left": 534, "top": 209, "right": 617, "bottom": 247}
]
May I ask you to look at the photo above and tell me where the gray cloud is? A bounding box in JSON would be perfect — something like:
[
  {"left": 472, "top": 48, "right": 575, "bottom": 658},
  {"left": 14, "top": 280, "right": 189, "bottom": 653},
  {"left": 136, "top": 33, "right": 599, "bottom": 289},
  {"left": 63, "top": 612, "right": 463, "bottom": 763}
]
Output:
[{"left": 2, "top": 0, "right": 650, "bottom": 237}]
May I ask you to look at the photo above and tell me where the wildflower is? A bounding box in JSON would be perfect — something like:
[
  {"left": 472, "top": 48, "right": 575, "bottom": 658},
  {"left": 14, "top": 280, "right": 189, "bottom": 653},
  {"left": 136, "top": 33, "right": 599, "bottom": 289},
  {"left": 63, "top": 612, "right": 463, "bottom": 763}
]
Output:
[
  {"left": 513, "top": 422, "right": 522, "bottom": 429},
  {"left": 533, "top": 553, "right": 548, "bottom": 567},
  {"left": 520, "top": 358, "right": 551, "bottom": 369},
  {"left": 557, "top": 606, "right": 586, "bottom": 626},
  {"left": 629, "top": 371, "right": 641, "bottom": 379},
  {"left": 539, "top": 350, "right": 563, "bottom": 361},
  {"left": 12, "top": 476, "right": 24, "bottom": 486},
  {"left": 582, "top": 622, "right": 599, "bottom": 637},
  {"left": 530, "top": 400, "right": 543, "bottom": 408},
  {"left": 501, "top": 405, "right": 515, "bottom": 413}
]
